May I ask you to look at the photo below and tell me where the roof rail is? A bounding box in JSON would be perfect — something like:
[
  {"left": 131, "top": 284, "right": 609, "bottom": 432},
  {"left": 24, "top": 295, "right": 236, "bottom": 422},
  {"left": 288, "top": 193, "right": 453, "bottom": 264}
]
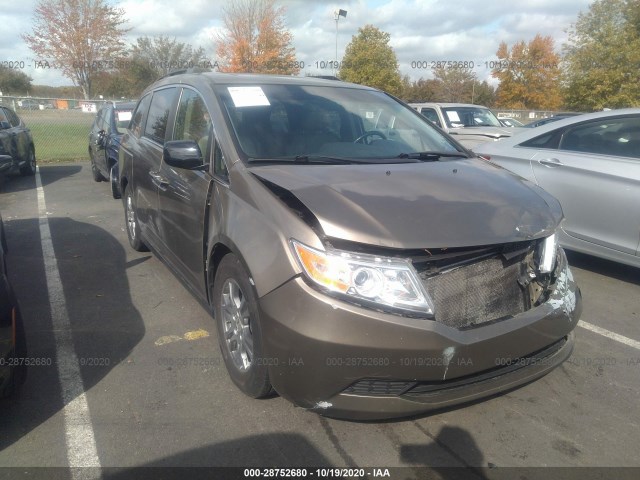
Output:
[{"left": 164, "top": 66, "right": 211, "bottom": 78}]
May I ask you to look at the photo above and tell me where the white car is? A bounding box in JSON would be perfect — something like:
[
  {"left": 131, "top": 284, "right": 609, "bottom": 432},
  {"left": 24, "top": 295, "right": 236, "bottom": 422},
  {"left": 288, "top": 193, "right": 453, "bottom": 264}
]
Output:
[
  {"left": 475, "top": 108, "right": 640, "bottom": 268},
  {"left": 409, "top": 102, "right": 523, "bottom": 149}
]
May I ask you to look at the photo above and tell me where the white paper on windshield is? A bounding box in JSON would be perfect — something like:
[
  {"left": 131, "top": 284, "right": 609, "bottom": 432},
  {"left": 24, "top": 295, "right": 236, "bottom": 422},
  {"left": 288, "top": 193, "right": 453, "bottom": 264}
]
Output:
[
  {"left": 366, "top": 111, "right": 375, "bottom": 119},
  {"left": 117, "top": 111, "right": 132, "bottom": 122},
  {"left": 446, "top": 111, "right": 461, "bottom": 122},
  {"left": 228, "top": 86, "right": 271, "bottom": 107}
]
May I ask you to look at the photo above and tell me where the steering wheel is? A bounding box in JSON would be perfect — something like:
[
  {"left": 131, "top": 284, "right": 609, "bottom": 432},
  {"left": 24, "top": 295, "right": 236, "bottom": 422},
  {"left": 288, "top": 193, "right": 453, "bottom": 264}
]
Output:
[{"left": 353, "top": 130, "right": 387, "bottom": 144}]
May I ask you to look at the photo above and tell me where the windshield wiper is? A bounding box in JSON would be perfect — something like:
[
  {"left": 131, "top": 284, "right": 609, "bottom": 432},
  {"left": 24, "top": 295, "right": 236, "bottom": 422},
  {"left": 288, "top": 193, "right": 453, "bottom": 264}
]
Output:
[
  {"left": 248, "top": 155, "right": 361, "bottom": 165},
  {"left": 248, "top": 155, "right": 420, "bottom": 165},
  {"left": 397, "top": 151, "right": 468, "bottom": 161}
]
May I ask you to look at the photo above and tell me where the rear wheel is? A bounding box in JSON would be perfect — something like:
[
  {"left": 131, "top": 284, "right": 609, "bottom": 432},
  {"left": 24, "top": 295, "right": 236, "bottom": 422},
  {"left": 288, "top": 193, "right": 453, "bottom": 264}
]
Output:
[
  {"left": 110, "top": 166, "right": 121, "bottom": 199},
  {"left": 90, "top": 155, "right": 104, "bottom": 182},
  {"left": 19, "top": 148, "right": 36, "bottom": 176},
  {"left": 213, "top": 254, "right": 272, "bottom": 398},
  {"left": 124, "top": 186, "right": 148, "bottom": 252}
]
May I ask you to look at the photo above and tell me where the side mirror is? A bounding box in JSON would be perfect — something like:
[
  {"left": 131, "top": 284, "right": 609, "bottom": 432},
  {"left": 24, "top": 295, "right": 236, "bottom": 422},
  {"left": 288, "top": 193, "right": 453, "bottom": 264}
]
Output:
[
  {"left": 96, "top": 130, "right": 106, "bottom": 148},
  {"left": 0, "top": 121, "right": 11, "bottom": 130},
  {"left": 163, "top": 140, "right": 205, "bottom": 170}
]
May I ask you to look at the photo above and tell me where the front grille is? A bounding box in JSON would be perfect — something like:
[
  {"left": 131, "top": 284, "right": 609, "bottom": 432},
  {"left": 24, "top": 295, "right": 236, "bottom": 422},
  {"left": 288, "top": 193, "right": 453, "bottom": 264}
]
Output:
[
  {"left": 343, "top": 380, "right": 416, "bottom": 396},
  {"left": 404, "top": 336, "right": 568, "bottom": 397},
  {"left": 422, "top": 254, "right": 529, "bottom": 329}
]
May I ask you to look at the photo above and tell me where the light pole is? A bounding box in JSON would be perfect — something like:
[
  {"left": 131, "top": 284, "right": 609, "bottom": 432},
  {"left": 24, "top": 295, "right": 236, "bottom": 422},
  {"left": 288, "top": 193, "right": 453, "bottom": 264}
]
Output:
[{"left": 334, "top": 9, "right": 347, "bottom": 76}]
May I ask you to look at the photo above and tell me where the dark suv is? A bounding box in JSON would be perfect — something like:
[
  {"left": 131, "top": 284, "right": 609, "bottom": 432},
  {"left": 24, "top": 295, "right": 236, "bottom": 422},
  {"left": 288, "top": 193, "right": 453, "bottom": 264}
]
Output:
[
  {"left": 0, "top": 106, "right": 36, "bottom": 178},
  {"left": 0, "top": 213, "right": 27, "bottom": 397},
  {"left": 88, "top": 101, "right": 136, "bottom": 198},
  {"left": 118, "top": 72, "right": 581, "bottom": 420}
]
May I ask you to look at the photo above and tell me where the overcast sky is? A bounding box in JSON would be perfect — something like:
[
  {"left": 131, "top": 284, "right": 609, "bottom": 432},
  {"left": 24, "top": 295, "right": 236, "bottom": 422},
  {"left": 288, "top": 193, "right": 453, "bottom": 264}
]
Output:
[{"left": 1, "top": 0, "right": 593, "bottom": 89}]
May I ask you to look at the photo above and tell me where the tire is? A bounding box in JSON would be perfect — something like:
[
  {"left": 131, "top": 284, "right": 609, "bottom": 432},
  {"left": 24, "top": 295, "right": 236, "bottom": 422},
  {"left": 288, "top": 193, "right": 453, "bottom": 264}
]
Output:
[
  {"left": 90, "top": 155, "right": 104, "bottom": 182},
  {"left": 110, "top": 166, "right": 121, "bottom": 199},
  {"left": 213, "top": 254, "right": 272, "bottom": 398},
  {"left": 19, "top": 147, "right": 36, "bottom": 176},
  {"left": 0, "top": 294, "right": 27, "bottom": 398},
  {"left": 124, "top": 186, "right": 148, "bottom": 252}
]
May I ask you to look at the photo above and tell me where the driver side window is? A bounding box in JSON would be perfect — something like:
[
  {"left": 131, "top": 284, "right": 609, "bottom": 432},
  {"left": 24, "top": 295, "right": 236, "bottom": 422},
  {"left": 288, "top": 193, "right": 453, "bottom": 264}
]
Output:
[{"left": 173, "top": 88, "right": 212, "bottom": 160}]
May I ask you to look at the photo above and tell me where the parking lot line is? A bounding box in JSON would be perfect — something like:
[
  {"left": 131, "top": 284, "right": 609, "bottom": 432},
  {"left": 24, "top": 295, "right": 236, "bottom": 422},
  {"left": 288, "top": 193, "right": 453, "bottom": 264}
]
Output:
[
  {"left": 36, "top": 167, "right": 102, "bottom": 476},
  {"left": 578, "top": 320, "right": 640, "bottom": 350}
]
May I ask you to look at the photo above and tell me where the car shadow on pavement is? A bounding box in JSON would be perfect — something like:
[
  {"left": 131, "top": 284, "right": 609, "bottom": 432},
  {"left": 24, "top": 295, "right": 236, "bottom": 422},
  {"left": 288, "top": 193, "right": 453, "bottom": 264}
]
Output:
[
  {"left": 400, "top": 425, "right": 487, "bottom": 478},
  {"left": 565, "top": 250, "right": 639, "bottom": 285},
  {"left": 0, "top": 164, "right": 82, "bottom": 193},
  {"left": 0, "top": 217, "right": 145, "bottom": 452}
]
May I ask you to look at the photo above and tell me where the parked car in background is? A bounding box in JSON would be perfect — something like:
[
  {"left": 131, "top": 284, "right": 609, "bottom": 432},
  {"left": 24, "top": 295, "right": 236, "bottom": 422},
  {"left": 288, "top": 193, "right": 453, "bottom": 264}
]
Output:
[
  {"left": 0, "top": 106, "right": 36, "bottom": 178},
  {"left": 476, "top": 108, "right": 640, "bottom": 268},
  {"left": 499, "top": 118, "right": 525, "bottom": 127},
  {"left": 0, "top": 213, "right": 27, "bottom": 397},
  {"left": 18, "top": 99, "right": 42, "bottom": 111},
  {"left": 524, "top": 113, "right": 582, "bottom": 128},
  {"left": 88, "top": 101, "right": 136, "bottom": 198},
  {"left": 118, "top": 71, "right": 581, "bottom": 419},
  {"left": 409, "top": 102, "right": 523, "bottom": 149}
]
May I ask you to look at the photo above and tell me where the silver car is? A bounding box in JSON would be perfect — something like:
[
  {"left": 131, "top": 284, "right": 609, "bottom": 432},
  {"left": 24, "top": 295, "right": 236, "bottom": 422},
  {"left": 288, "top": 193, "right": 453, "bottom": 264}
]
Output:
[
  {"left": 475, "top": 109, "right": 640, "bottom": 268},
  {"left": 409, "top": 102, "right": 523, "bottom": 149}
]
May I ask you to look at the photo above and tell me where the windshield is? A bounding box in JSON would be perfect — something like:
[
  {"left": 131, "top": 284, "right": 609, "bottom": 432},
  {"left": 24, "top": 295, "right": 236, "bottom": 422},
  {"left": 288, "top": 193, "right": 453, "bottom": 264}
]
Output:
[
  {"left": 215, "top": 84, "right": 464, "bottom": 163},
  {"left": 442, "top": 106, "right": 502, "bottom": 128},
  {"left": 114, "top": 108, "right": 133, "bottom": 132}
]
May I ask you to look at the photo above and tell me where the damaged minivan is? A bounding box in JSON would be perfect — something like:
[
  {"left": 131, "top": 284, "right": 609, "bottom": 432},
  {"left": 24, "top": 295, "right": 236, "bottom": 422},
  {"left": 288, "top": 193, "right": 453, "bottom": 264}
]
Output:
[{"left": 118, "top": 71, "right": 582, "bottom": 420}]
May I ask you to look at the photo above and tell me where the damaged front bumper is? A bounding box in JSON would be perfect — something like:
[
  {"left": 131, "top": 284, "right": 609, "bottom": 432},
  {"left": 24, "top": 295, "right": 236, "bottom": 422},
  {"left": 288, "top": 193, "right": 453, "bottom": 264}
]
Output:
[{"left": 258, "top": 248, "right": 581, "bottom": 420}]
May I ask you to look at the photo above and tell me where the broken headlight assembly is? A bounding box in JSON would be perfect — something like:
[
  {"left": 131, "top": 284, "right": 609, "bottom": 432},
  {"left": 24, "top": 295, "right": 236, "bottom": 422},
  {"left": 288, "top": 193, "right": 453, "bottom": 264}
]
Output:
[
  {"left": 291, "top": 240, "right": 434, "bottom": 315},
  {"left": 536, "top": 233, "right": 558, "bottom": 274}
]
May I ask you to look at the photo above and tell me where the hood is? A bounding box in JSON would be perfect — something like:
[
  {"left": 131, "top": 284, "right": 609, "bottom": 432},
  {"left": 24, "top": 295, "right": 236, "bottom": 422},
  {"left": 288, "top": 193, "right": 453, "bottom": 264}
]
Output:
[
  {"left": 447, "top": 126, "right": 523, "bottom": 140},
  {"left": 250, "top": 159, "right": 562, "bottom": 249}
]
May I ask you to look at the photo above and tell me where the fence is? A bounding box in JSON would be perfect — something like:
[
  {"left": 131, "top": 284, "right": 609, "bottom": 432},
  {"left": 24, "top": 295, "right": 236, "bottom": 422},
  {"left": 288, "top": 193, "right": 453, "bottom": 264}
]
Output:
[
  {"left": 493, "top": 109, "right": 583, "bottom": 124},
  {"left": 0, "top": 95, "right": 125, "bottom": 162}
]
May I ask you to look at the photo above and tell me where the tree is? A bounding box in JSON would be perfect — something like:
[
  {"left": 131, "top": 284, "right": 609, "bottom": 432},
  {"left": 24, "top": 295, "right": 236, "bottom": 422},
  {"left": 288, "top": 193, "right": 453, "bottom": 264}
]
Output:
[
  {"left": 0, "top": 67, "right": 32, "bottom": 95},
  {"left": 492, "top": 34, "right": 562, "bottom": 109},
  {"left": 131, "top": 36, "right": 210, "bottom": 78},
  {"left": 216, "top": 0, "right": 299, "bottom": 75},
  {"left": 339, "top": 25, "right": 402, "bottom": 96},
  {"left": 432, "top": 67, "right": 476, "bottom": 103},
  {"left": 22, "top": 0, "right": 129, "bottom": 99},
  {"left": 400, "top": 76, "right": 439, "bottom": 103},
  {"left": 562, "top": 0, "right": 640, "bottom": 110}
]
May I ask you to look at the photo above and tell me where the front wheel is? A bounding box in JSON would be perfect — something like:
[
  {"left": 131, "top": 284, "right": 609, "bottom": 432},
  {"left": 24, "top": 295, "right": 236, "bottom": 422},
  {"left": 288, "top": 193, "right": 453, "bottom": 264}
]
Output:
[
  {"left": 0, "top": 293, "right": 27, "bottom": 398},
  {"left": 124, "top": 186, "right": 148, "bottom": 252},
  {"left": 19, "top": 148, "right": 36, "bottom": 176},
  {"left": 213, "top": 254, "right": 272, "bottom": 398}
]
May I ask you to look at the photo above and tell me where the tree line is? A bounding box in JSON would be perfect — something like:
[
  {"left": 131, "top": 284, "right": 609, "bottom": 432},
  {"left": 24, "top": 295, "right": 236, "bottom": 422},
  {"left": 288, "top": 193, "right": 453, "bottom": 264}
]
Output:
[{"left": 2, "top": 0, "right": 638, "bottom": 111}]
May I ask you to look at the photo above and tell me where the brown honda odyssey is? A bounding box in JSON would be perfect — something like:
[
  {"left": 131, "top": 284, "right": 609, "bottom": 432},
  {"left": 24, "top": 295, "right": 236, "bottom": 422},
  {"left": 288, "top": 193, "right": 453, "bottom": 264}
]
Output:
[{"left": 118, "top": 71, "right": 581, "bottom": 420}]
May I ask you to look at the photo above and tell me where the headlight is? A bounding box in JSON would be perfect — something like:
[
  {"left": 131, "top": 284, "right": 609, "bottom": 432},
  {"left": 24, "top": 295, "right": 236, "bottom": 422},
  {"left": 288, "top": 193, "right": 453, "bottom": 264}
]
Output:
[
  {"left": 291, "top": 240, "right": 433, "bottom": 315},
  {"left": 536, "top": 233, "right": 558, "bottom": 274}
]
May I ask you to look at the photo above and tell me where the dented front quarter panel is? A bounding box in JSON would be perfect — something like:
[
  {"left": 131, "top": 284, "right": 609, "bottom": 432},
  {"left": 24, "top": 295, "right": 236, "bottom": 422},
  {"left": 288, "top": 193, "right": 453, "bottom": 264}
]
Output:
[{"left": 206, "top": 161, "right": 320, "bottom": 298}]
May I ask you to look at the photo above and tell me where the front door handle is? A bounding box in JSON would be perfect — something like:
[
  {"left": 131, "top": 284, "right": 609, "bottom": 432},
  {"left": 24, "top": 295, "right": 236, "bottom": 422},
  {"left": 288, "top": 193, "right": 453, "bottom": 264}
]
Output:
[
  {"left": 538, "top": 158, "right": 564, "bottom": 168},
  {"left": 149, "top": 170, "right": 169, "bottom": 188}
]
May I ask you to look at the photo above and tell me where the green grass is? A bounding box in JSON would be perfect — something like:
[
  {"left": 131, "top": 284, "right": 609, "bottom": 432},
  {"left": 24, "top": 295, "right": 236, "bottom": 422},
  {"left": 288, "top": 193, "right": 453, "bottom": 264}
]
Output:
[{"left": 20, "top": 110, "right": 94, "bottom": 163}]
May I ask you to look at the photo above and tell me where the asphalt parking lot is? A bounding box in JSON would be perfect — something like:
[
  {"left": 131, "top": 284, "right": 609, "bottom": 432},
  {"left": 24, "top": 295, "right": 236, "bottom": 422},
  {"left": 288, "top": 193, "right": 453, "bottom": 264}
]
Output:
[{"left": 0, "top": 163, "right": 638, "bottom": 479}]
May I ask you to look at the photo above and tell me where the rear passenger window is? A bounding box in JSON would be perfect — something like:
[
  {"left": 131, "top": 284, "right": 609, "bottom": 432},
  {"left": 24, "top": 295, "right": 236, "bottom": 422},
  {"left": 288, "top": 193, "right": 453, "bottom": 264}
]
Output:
[
  {"left": 144, "top": 88, "right": 176, "bottom": 144},
  {"left": 559, "top": 116, "right": 640, "bottom": 159},
  {"left": 5, "top": 108, "right": 20, "bottom": 127},
  {"left": 519, "top": 130, "right": 561, "bottom": 149}
]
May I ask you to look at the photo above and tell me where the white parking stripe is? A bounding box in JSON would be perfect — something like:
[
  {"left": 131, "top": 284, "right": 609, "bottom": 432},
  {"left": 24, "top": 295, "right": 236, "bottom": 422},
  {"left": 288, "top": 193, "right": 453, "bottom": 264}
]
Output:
[
  {"left": 35, "top": 167, "right": 102, "bottom": 477},
  {"left": 578, "top": 320, "right": 640, "bottom": 351}
]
